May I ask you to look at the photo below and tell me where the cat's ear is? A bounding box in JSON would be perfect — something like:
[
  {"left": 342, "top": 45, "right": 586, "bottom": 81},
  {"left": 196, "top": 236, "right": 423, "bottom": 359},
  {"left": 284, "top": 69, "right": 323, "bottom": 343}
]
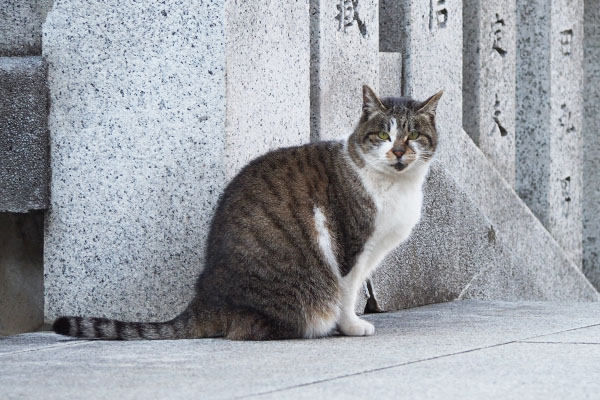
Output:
[
  {"left": 362, "top": 85, "right": 386, "bottom": 117},
  {"left": 417, "top": 90, "right": 444, "bottom": 117}
]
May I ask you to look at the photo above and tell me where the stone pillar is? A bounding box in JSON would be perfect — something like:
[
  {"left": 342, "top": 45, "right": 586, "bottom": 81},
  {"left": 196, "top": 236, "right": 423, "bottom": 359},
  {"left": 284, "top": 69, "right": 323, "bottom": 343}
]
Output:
[
  {"left": 43, "top": 0, "right": 310, "bottom": 322},
  {"left": 583, "top": 0, "right": 600, "bottom": 288},
  {"left": 399, "top": 0, "right": 463, "bottom": 159},
  {"left": 463, "top": 0, "right": 516, "bottom": 186},
  {"left": 310, "top": 0, "right": 379, "bottom": 141},
  {"left": 516, "top": 0, "right": 584, "bottom": 266}
]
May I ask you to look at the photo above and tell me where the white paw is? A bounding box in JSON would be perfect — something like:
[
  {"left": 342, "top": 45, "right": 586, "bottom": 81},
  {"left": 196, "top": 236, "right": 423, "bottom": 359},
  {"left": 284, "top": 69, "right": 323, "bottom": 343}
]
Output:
[{"left": 338, "top": 318, "right": 375, "bottom": 336}]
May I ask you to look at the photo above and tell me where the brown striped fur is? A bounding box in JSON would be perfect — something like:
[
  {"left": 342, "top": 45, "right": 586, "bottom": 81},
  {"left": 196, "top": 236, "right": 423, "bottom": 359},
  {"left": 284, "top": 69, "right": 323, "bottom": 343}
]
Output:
[{"left": 53, "top": 86, "right": 442, "bottom": 341}]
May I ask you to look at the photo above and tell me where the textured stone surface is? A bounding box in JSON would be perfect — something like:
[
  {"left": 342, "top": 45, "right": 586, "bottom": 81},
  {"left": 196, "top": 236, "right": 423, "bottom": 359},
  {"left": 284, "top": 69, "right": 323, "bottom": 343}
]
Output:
[
  {"left": 43, "top": 0, "right": 311, "bottom": 323},
  {"left": 583, "top": 0, "right": 600, "bottom": 290},
  {"left": 401, "top": 0, "right": 463, "bottom": 142},
  {"left": 370, "top": 161, "right": 598, "bottom": 311},
  {"left": 515, "top": 0, "right": 584, "bottom": 266},
  {"left": 224, "top": 0, "right": 310, "bottom": 178},
  {"left": 0, "top": 212, "right": 44, "bottom": 336},
  {"left": 379, "top": 0, "right": 402, "bottom": 52},
  {"left": 43, "top": 0, "right": 227, "bottom": 323},
  {"left": 463, "top": 0, "right": 516, "bottom": 186},
  {"left": 0, "top": 0, "right": 53, "bottom": 56},
  {"left": 310, "top": 0, "right": 378, "bottom": 140},
  {"left": 2, "top": 301, "right": 600, "bottom": 399},
  {"left": 379, "top": 0, "right": 596, "bottom": 307},
  {"left": 378, "top": 51, "right": 402, "bottom": 97},
  {"left": 0, "top": 56, "right": 49, "bottom": 212},
  {"left": 266, "top": 342, "right": 600, "bottom": 399}
]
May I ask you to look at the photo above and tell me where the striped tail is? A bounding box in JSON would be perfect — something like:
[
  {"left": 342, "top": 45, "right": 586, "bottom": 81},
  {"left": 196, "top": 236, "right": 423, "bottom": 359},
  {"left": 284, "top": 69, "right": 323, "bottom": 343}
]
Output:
[{"left": 52, "top": 309, "right": 195, "bottom": 340}]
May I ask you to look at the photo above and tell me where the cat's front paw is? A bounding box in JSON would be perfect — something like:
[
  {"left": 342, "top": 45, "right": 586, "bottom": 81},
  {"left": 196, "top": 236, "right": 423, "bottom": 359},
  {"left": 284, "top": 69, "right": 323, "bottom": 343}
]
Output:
[{"left": 338, "top": 318, "right": 375, "bottom": 336}]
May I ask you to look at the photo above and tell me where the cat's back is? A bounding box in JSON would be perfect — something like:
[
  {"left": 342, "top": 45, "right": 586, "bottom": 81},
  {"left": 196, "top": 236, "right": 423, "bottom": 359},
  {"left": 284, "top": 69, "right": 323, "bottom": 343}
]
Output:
[{"left": 217, "top": 140, "right": 349, "bottom": 211}]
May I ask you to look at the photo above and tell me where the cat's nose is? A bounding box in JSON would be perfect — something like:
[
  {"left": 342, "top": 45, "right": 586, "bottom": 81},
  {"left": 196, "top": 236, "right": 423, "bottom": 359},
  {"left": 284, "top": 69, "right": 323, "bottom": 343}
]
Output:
[{"left": 393, "top": 148, "right": 405, "bottom": 158}]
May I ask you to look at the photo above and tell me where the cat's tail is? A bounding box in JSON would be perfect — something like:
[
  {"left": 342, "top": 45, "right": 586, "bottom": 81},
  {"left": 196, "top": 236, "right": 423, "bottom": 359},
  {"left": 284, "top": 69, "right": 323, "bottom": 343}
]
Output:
[{"left": 52, "top": 307, "right": 202, "bottom": 340}]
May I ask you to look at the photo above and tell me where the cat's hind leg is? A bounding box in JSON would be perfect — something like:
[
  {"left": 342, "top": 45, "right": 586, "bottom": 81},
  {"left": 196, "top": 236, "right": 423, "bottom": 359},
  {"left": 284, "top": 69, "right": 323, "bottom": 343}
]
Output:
[{"left": 224, "top": 311, "right": 301, "bottom": 341}]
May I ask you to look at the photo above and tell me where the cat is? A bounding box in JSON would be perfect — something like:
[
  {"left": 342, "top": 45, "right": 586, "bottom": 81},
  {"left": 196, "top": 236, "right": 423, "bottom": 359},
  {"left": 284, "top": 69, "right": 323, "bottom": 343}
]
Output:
[{"left": 52, "top": 85, "right": 442, "bottom": 340}]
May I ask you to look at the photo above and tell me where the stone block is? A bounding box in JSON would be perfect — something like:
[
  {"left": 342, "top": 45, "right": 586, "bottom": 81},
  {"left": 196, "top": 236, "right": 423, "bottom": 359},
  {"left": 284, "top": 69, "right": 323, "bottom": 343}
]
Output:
[
  {"left": 0, "top": 0, "right": 53, "bottom": 56},
  {"left": 378, "top": 52, "right": 402, "bottom": 97},
  {"left": 583, "top": 0, "right": 600, "bottom": 289},
  {"left": 463, "top": 0, "right": 516, "bottom": 186},
  {"left": 0, "top": 212, "right": 44, "bottom": 336},
  {"left": 515, "top": 0, "right": 584, "bottom": 266},
  {"left": 369, "top": 161, "right": 598, "bottom": 312},
  {"left": 224, "top": 0, "right": 310, "bottom": 178},
  {"left": 0, "top": 56, "right": 49, "bottom": 212},
  {"left": 43, "top": 0, "right": 311, "bottom": 323},
  {"left": 400, "top": 0, "right": 463, "bottom": 151},
  {"left": 43, "top": 0, "right": 228, "bottom": 322},
  {"left": 310, "top": 0, "right": 379, "bottom": 140}
]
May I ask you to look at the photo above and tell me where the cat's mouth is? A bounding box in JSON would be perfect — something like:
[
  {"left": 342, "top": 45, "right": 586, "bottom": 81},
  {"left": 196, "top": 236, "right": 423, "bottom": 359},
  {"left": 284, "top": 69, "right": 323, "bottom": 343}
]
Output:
[{"left": 393, "top": 162, "right": 407, "bottom": 171}]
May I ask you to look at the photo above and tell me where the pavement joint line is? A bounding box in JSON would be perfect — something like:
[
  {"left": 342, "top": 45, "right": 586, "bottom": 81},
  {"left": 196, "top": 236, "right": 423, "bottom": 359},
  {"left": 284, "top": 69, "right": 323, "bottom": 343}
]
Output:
[
  {"left": 240, "top": 322, "right": 600, "bottom": 398},
  {"left": 517, "top": 341, "right": 600, "bottom": 345},
  {"left": 0, "top": 339, "right": 93, "bottom": 357},
  {"left": 517, "top": 322, "right": 600, "bottom": 342},
  {"left": 239, "top": 340, "right": 520, "bottom": 399}
]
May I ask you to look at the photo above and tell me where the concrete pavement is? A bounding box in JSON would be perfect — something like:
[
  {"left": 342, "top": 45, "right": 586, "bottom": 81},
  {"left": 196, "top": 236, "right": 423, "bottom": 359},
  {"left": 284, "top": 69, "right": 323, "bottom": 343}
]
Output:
[{"left": 1, "top": 301, "right": 599, "bottom": 399}]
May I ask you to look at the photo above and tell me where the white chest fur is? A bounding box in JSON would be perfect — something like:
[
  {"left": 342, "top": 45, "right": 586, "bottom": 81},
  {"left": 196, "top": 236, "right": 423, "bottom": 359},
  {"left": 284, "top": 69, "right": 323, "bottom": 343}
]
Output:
[{"left": 355, "top": 165, "right": 428, "bottom": 279}]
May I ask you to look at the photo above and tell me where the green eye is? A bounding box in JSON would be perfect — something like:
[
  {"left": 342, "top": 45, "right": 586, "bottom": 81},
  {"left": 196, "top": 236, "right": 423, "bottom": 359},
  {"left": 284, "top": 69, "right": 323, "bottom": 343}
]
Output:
[
  {"left": 377, "top": 132, "right": 390, "bottom": 141},
  {"left": 408, "top": 131, "right": 420, "bottom": 140}
]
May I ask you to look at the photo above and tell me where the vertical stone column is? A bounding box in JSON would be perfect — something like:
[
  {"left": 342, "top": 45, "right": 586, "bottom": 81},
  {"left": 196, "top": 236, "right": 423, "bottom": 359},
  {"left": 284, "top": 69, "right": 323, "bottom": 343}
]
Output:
[
  {"left": 583, "top": 0, "right": 600, "bottom": 288},
  {"left": 400, "top": 0, "right": 463, "bottom": 158},
  {"left": 463, "top": 0, "right": 516, "bottom": 186},
  {"left": 516, "top": 0, "right": 584, "bottom": 266},
  {"left": 225, "top": 0, "right": 310, "bottom": 178},
  {"left": 310, "top": 0, "right": 379, "bottom": 141}
]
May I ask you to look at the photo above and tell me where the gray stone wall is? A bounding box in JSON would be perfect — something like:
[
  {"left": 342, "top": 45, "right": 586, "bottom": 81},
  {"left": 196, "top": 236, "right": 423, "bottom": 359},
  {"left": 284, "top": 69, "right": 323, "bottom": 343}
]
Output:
[
  {"left": 583, "top": 0, "right": 600, "bottom": 289},
  {"left": 32, "top": 0, "right": 600, "bottom": 326}
]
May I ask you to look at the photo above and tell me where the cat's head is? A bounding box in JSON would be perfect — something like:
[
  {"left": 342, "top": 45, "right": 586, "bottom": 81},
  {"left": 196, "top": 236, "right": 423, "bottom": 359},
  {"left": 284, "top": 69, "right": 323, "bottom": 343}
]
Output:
[{"left": 348, "top": 85, "right": 443, "bottom": 175}]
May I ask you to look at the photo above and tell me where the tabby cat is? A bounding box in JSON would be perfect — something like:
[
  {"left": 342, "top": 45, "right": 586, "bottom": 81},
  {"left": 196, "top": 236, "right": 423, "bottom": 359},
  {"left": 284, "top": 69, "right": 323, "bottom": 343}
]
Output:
[{"left": 53, "top": 86, "right": 442, "bottom": 340}]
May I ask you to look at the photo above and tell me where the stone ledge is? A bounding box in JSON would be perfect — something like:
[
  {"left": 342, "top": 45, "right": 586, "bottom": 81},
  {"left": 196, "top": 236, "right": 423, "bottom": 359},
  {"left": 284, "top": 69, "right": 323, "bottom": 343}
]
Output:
[
  {"left": 0, "top": 0, "right": 53, "bottom": 56},
  {"left": 0, "top": 56, "right": 49, "bottom": 212}
]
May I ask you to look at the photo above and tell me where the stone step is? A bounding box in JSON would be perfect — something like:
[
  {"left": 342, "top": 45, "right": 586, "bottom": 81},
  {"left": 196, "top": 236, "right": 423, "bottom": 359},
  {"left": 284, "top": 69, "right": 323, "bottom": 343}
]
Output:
[
  {"left": 0, "top": 56, "right": 49, "bottom": 212},
  {"left": 0, "top": 0, "right": 53, "bottom": 56}
]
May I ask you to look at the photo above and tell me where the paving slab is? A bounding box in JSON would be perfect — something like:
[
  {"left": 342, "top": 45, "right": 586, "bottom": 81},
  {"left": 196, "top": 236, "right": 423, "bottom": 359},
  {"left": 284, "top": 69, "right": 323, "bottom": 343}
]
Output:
[
  {"left": 1, "top": 301, "right": 599, "bottom": 399},
  {"left": 259, "top": 342, "right": 600, "bottom": 399}
]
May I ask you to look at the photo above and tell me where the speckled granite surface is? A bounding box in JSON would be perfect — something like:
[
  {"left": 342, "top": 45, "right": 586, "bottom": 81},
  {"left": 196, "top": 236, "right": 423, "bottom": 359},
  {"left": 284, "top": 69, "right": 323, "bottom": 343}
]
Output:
[
  {"left": 43, "top": 0, "right": 228, "bottom": 322},
  {"left": 0, "top": 56, "right": 49, "bottom": 212},
  {"left": 310, "top": 0, "right": 379, "bottom": 141},
  {"left": 515, "top": 0, "right": 584, "bottom": 267},
  {"left": 42, "top": 0, "right": 311, "bottom": 323}
]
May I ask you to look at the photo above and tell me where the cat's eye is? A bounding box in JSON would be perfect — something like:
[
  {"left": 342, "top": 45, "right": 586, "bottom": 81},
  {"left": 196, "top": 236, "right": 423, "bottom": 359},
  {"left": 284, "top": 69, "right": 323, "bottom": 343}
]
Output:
[
  {"left": 377, "top": 132, "right": 390, "bottom": 141},
  {"left": 408, "top": 131, "right": 420, "bottom": 140}
]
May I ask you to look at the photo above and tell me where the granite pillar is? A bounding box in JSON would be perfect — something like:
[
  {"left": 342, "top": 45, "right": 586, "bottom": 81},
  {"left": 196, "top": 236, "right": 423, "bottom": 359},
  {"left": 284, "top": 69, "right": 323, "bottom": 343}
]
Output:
[
  {"left": 516, "top": 0, "right": 584, "bottom": 266},
  {"left": 583, "top": 0, "right": 600, "bottom": 288},
  {"left": 310, "top": 0, "right": 379, "bottom": 140},
  {"left": 463, "top": 0, "right": 516, "bottom": 186}
]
